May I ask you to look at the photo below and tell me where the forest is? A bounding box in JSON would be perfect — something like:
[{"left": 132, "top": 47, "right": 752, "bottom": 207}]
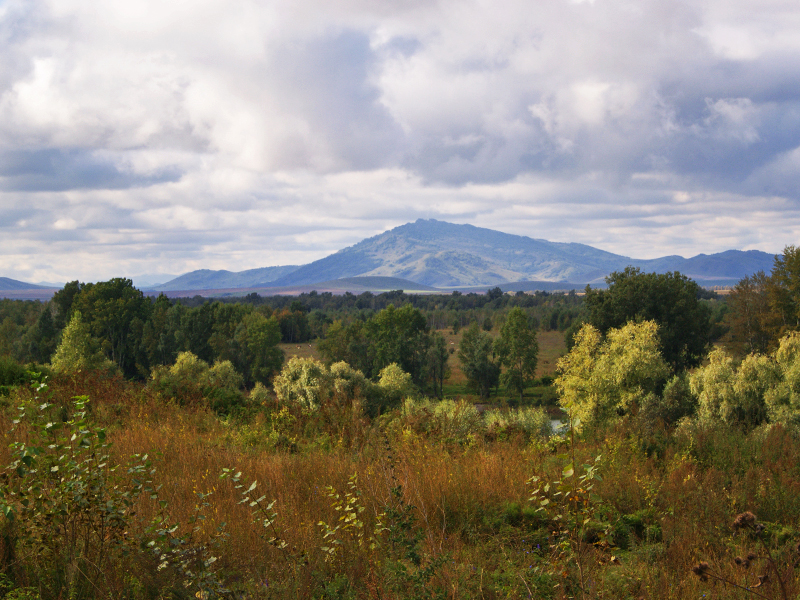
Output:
[{"left": 0, "top": 247, "right": 799, "bottom": 599}]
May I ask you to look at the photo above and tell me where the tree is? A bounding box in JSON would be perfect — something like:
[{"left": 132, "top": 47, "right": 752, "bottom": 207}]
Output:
[
  {"left": 727, "top": 271, "right": 782, "bottom": 355},
  {"left": 495, "top": 307, "right": 538, "bottom": 402},
  {"left": 50, "top": 311, "right": 116, "bottom": 374},
  {"left": 584, "top": 267, "right": 711, "bottom": 371},
  {"left": 72, "top": 278, "right": 152, "bottom": 378},
  {"left": 555, "top": 321, "right": 669, "bottom": 431},
  {"left": 317, "top": 320, "right": 371, "bottom": 375},
  {"left": 426, "top": 332, "right": 451, "bottom": 399},
  {"left": 771, "top": 245, "right": 800, "bottom": 329},
  {"left": 234, "top": 312, "right": 284, "bottom": 385},
  {"left": 365, "top": 304, "right": 431, "bottom": 385},
  {"left": 458, "top": 322, "right": 500, "bottom": 400},
  {"left": 725, "top": 246, "right": 800, "bottom": 355}
]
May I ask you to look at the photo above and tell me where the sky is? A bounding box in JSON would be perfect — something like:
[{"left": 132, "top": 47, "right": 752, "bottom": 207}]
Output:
[{"left": 2, "top": 0, "right": 800, "bottom": 285}]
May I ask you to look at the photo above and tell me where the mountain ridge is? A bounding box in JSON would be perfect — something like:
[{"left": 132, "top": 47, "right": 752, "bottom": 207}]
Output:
[{"left": 1, "top": 220, "right": 779, "bottom": 296}]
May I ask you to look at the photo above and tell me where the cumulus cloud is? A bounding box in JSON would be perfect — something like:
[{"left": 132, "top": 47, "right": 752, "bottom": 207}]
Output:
[{"left": 1, "top": 0, "right": 800, "bottom": 282}]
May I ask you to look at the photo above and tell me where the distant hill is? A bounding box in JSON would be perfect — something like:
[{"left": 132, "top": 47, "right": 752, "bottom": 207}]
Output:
[
  {"left": 0, "top": 277, "right": 57, "bottom": 291},
  {"left": 5, "top": 220, "right": 777, "bottom": 298},
  {"left": 149, "top": 219, "right": 777, "bottom": 293},
  {"left": 268, "top": 219, "right": 776, "bottom": 288},
  {"left": 0, "top": 277, "right": 59, "bottom": 300},
  {"left": 151, "top": 265, "right": 300, "bottom": 291}
]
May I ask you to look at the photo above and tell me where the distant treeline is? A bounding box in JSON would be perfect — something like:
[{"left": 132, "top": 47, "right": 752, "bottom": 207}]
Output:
[{"left": 0, "top": 271, "right": 735, "bottom": 386}]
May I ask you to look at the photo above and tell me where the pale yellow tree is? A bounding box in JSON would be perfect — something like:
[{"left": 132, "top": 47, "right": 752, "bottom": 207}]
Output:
[
  {"left": 555, "top": 321, "right": 669, "bottom": 431},
  {"left": 50, "top": 311, "right": 116, "bottom": 374}
]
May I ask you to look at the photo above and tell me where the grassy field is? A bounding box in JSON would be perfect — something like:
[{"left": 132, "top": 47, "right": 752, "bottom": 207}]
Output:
[{"left": 3, "top": 370, "right": 800, "bottom": 600}]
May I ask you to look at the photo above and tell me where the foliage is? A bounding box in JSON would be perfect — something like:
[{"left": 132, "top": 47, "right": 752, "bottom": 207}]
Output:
[
  {"left": 529, "top": 455, "right": 608, "bottom": 600},
  {"left": 495, "top": 307, "right": 539, "bottom": 401},
  {"left": 727, "top": 271, "right": 784, "bottom": 355},
  {"left": 49, "top": 311, "right": 117, "bottom": 375},
  {"left": 726, "top": 246, "right": 800, "bottom": 356},
  {"left": 273, "top": 356, "right": 335, "bottom": 411},
  {"left": 0, "top": 391, "right": 150, "bottom": 599},
  {"left": 425, "top": 331, "right": 451, "bottom": 399},
  {"left": 149, "top": 350, "right": 245, "bottom": 413},
  {"left": 234, "top": 311, "right": 284, "bottom": 385},
  {"left": 638, "top": 371, "right": 697, "bottom": 429},
  {"left": 691, "top": 348, "right": 778, "bottom": 428},
  {"left": 72, "top": 278, "right": 152, "bottom": 378},
  {"left": 457, "top": 322, "right": 500, "bottom": 399},
  {"left": 555, "top": 321, "right": 670, "bottom": 431},
  {"left": 584, "top": 267, "right": 711, "bottom": 371},
  {"left": 689, "top": 331, "right": 800, "bottom": 429},
  {"left": 273, "top": 357, "right": 413, "bottom": 418}
]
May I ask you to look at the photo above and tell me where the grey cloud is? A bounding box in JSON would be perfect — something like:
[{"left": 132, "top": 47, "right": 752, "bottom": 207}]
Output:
[
  {"left": 271, "top": 30, "right": 406, "bottom": 170},
  {"left": 0, "top": 148, "right": 183, "bottom": 191}
]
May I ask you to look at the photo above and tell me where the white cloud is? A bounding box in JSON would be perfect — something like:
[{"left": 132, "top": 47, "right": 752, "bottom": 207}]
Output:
[{"left": 1, "top": 0, "right": 800, "bottom": 282}]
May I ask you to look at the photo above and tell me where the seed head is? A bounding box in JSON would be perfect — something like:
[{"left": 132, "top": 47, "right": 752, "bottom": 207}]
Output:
[
  {"left": 692, "top": 561, "right": 710, "bottom": 581},
  {"left": 733, "top": 512, "right": 757, "bottom": 530}
]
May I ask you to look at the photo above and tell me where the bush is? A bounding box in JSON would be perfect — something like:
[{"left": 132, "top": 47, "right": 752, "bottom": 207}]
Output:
[
  {"left": 485, "top": 407, "right": 552, "bottom": 439},
  {"left": 149, "top": 351, "right": 245, "bottom": 413},
  {"left": 274, "top": 357, "right": 413, "bottom": 418}
]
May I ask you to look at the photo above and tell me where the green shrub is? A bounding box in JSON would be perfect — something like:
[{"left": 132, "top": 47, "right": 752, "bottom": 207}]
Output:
[
  {"left": 0, "top": 391, "right": 151, "bottom": 599},
  {"left": 149, "top": 351, "right": 245, "bottom": 413}
]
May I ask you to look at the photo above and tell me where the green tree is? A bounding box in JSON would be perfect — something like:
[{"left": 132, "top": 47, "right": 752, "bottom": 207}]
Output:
[
  {"left": 555, "top": 321, "right": 669, "bottom": 432},
  {"left": 690, "top": 348, "right": 778, "bottom": 428},
  {"left": 317, "top": 320, "right": 371, "bottom": 376},
  {"left": 584, "top": 267, "right": 711, "bottom": 371},
  {"left": 365, "top": 304, "right": 431, "bottom": 385},
  {"left": 72, "top": 278, "right": 152, "bottom": 378},
  {"left": 771, "top": 244, "right": 800, "bottom": 329},
  {"left": 495, "top": 307, "right": 538, "bottom": 402},
  {"left": 50, "top": 311, "right": 116, "bottom": 374},
  {"left": 234, "top": 312, "right": 284, "bottom": 385},
  {"left": 426, "top": 331, "right": 451, "bottom": 399},
  {"left": 727, "top": 271, "right": 782, "bottom": 355},
  {"left": 458, "top": 322, "right": 500, "bottom": 400}
]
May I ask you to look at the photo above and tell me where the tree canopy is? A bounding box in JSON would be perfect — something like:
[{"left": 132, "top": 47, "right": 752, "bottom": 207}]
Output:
[
  {"left": 584, "top": 267, "right": 711, "bottom": 371},
  {"left": 494, "top": 307, "right": 538, "bottom": 402}
]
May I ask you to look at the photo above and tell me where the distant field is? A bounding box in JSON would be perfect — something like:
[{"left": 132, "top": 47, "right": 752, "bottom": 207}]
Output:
[{"left": 279, "top": 341, "right": 322, "bottom": 362}]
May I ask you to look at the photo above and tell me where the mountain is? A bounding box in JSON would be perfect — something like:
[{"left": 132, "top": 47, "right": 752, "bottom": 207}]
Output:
[
  {"left": 0, "top": 277, "right": 60, "bottom": 300},
  {"left": 268, "top": 219, "right": 775, "bottom": 288},
  {"left": 13, "top": 220, "right": 771, "bottom": 297},
  {"left": 151, "top": 265, "right": 300, "bottom": 291},
  {"left": 0, "top": 277, "right": 57, "bottom": 291}
]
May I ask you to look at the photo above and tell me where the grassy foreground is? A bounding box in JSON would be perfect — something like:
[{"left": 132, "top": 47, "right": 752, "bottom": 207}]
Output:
[{"left": 2, "top": 371, "right": 800, "bottom": 600}]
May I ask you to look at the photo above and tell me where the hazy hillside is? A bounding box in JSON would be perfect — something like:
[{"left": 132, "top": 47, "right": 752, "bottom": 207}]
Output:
[
  {"left": 270, "top": 219, "right": 776, "bottom": 288},
  {"left": 151, "top": 265, "right": 300, "bottom": 291},
  {"left": 8, "top": 220, "right": 775, "bottom": 295},
  {"left": 0, "top": 277, "right": 55, "bottom": 291}
]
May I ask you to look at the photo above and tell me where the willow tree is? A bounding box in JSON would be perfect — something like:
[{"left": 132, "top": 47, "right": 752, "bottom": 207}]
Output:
[{"left": 555, "top": 321, "right": 669, "bottom": 431}]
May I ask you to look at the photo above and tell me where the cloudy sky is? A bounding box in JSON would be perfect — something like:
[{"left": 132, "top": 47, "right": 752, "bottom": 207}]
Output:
[{"left": 1, "top": 0, "right": 800, "bottom": 284}]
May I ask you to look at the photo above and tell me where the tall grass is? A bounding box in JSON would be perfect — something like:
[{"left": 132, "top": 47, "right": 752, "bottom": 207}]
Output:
[{"left": 2, "top": 372, "right": 800, "bottom": 599}]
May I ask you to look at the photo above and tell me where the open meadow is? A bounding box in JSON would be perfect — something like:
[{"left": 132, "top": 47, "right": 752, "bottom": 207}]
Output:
[{"left": 3, "top": 364, "right": 800, "bottom": 600}]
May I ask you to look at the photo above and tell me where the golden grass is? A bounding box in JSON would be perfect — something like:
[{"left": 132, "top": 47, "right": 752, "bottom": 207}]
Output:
[{"left": 5, "top": 369, "right": 800, "bottom": 599}]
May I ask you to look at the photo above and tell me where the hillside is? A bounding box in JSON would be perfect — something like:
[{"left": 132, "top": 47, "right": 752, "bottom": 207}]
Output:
[
  {"left": 150, "top": 265, "right": 300, "bottom": 291},
  {"left": 270, "top": 219, "right": 775, "bottom": 288}
]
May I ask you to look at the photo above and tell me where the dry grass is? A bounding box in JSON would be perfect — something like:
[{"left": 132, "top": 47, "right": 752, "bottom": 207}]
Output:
[{"left": 4, "top": 373, "right": 800, "bottom": 600}]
